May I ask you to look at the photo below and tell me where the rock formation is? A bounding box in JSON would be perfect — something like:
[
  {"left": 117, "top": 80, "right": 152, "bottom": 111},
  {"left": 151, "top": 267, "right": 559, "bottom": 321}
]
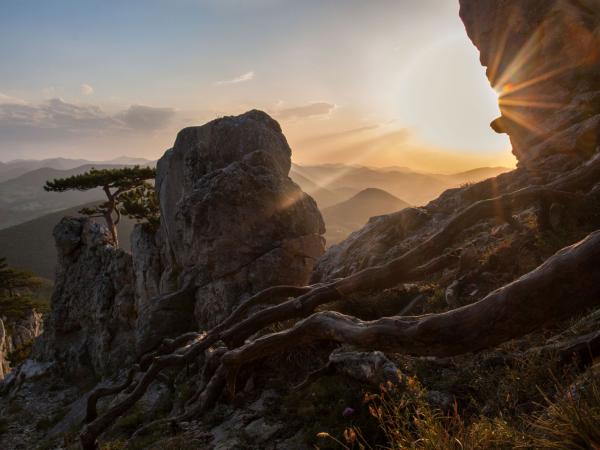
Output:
[
  {"left": 154, "top": 109, "right": 325, "bottom": 329},
  {"left": 28, "top": 110, "right": 326, "bottom": 374},
  {"left": 0, "top": 310, "right": 42, "bottom": 380},
  {"left": 33, "top": 217, "right": 137, "bottom": 378},
  {"left": 459, "top": 0, "right": 600, "bottom": 169}
]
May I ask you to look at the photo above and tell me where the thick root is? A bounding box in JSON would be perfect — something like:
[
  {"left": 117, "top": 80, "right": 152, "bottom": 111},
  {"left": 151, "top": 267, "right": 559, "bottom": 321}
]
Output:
[{"left": 222, "top": 230, "right": 600, "bottom": 375}]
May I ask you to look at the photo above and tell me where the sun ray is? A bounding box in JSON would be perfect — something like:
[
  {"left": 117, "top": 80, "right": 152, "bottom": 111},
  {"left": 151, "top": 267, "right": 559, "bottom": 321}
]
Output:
[
  {"left": 501, "top": 108, "right": 548, "bottom": 136},
  {"left": 499, "top": 97, "right": 567, "bottom": 110}
]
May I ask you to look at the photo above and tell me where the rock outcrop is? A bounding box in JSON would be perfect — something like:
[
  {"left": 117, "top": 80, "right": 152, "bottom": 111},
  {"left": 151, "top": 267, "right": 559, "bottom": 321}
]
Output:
[
  {"left": 459, "top": 0, "right": 600, "bottom": 169},
  {"left": 155, "top": 110, "right": 325, "bottom": 329},
  {"left": 28, "top": 110, "right": 325, "bottom": 372},
  {"left": 33, "top": 217, "right": 137, "bottom": 378},
  {"left": 0, "top": 310, "right": 42, "bottom": 380}
]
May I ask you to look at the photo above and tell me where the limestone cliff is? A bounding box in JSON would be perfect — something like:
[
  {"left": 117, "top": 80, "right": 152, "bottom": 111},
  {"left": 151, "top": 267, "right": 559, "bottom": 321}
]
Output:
[
  {"left": 459, "top": 0, "right": 600, "bottom": 169},
  {"left": 154, "top": 109, "right": 325, "bottom": 329},
  {"left": 29, "top": 110, "right": 325, "bottom": 375},
  {"left": 32, "top": 218, "right": 137, "bottom": 378}
]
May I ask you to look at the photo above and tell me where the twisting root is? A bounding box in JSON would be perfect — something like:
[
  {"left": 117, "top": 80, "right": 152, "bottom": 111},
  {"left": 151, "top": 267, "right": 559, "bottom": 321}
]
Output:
[{"left": 222, "top": 230, "right": 600, "bottom": 377}]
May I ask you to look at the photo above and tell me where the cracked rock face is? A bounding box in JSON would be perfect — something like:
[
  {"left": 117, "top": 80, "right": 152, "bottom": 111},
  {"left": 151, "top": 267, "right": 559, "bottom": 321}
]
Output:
[
  {"left": 32, "top": 217, "right": 136, "bottom": 378},
  {"left": 459, "top": 0, "right": 600, "bottom": 169},
  {"left": 156, "top": 110, "right": 325, "bottom": 328},
  {"left": 0, "top": 310, "right": 43, "bottom": 380}
]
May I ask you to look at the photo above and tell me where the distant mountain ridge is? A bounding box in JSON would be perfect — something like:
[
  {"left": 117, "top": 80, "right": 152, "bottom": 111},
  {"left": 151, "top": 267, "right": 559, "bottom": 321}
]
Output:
[
  {"left": 0, "top": 156, "right": 155, "bottom": 183},
  {"left": 0, "top": 156, "right": 510, "bottom": 234},
  {"left": 322, "top": 188, "right": 410, "bottom": 244},
  {"left": 0, "top": 164, "right": 140, "bottom": 229},
  {"left": 290, "top": 163, "right": 510, "bottom": 208}
]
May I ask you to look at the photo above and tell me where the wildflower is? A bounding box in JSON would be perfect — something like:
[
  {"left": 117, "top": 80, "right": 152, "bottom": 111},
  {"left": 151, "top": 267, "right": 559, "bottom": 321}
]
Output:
[
  {"left": 343, "top": 428, "right": 357, "bottom": 443},
  {"left": 343, "top": 407, "right": 355, "bottom": 418}
]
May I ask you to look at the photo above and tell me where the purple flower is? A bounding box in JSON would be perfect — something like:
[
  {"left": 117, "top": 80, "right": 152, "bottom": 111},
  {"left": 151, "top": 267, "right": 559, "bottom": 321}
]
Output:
[{"left": 342, "top": 407, "right": 355, "bottom": 418}]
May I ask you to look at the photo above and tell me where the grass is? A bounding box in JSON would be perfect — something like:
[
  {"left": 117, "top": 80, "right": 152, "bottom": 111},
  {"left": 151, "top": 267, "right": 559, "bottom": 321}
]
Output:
[
  {"left": 283, "top": 375, "right": 384, "bottom": 449},
  {"left": 529, "top": 372, "right": 600, "bottom": 449},
  {"left": 317, "top": 344, "right": 600, "bottom": 450}
]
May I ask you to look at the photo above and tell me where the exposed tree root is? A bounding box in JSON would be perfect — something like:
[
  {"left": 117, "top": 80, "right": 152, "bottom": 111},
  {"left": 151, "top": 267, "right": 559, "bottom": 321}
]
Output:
[
  {"left": 222, "top": 230, "right": 600, "bottom": 374},
  {"left": 79, "top": 177, "right": 594, "bottom": 448}
]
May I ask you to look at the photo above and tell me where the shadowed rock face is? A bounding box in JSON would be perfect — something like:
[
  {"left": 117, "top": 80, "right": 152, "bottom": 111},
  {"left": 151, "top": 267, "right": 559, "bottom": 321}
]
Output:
[
  {"left": 459, "top": 0, "right": 600, "bottom": 169},
  {"left": 154, "top": 110, "right": 325, "bottom": 329},
  {"left": 33, "top": 217, "right": 136, "bottom": 378}
]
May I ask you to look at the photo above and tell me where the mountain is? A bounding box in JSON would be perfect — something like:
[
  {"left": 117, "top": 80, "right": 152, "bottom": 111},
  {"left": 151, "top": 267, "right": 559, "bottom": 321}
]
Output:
[
  {"left": 0, "top": 164, "right": 126, "bottom": 229},
  {"left": 0, "top": 158, "right": 508, "bottom": 231},
  {"left": 437, "top": 167, "right": 511, "bottom": 186},
  {"left": 289, "top": 167, "right": 351, "bottom": 208},
  {"left": 0, "top": 156, "right": 155, "bottom": 182},
  {"left": 322, "top": 188, "right": 410, "bottom": 244},
  {"left": 0, "top": 202, "right": 136, "bottom": 280},
  {"left": 0, "top": 161, "right": 157, "bottom": 230},
  {"left": 290, "top": 163, "right": 510, "bottom": 207}
]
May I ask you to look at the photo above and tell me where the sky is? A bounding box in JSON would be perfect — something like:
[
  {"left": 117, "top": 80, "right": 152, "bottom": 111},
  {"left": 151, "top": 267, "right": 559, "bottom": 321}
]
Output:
[{"left": 0, "top": 0, "right": 514, "bottom": 172}]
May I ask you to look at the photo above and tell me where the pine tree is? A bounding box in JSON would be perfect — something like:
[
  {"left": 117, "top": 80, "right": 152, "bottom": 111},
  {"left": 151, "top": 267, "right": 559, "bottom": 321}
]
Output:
[
  {"left": 44, "top": 165, "right": 158, "bottom": 246},
  {"left": 0, "top": 257, "right": 41, "bottom": 297}
]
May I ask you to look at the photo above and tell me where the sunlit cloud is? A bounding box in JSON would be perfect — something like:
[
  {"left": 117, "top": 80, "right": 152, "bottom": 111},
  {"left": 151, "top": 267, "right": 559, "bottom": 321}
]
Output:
[
  {"left": 298, "top": 124, "right": 381, "bottom": 146},
  {"left": 275, "top": 102, "right": 336, "bottom": 121},
  {"left": 80, "top": 83, "right": 95, "bottom": 95},
  {"left": 0, "top": 92, "right": 25, "bottom": 105},
  {"left": 214, "top": 71, "right": 255, "bottom": 86}
]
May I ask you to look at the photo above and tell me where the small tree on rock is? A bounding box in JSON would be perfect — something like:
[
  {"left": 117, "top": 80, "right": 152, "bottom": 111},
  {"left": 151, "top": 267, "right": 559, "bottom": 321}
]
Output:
[{"left": 44, "top": 166, "right": 158, "bottom": 247}]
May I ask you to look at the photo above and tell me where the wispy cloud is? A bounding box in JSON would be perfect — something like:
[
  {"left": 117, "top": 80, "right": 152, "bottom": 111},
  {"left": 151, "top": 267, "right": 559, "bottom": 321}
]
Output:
[
  {"left": 80, "top": 83, "right": 94, "bottom": 95},
  {"left": 0, "top": 98, "right": 176, "bottom": 141},
  {"left": 276, "top": 102, "right": 336, "bottom": 120},
  {"left": 0, "top": 92, "right": 25, "bottom": 105},
  {"left": 214, "top": 71, "right": 255, "bottom": 86}
]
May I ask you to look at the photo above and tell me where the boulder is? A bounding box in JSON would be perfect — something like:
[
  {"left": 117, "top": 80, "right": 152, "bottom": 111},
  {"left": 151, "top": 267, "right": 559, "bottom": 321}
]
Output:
[{"left": 155, "top": 110, "right": 325, "bottom": 328}]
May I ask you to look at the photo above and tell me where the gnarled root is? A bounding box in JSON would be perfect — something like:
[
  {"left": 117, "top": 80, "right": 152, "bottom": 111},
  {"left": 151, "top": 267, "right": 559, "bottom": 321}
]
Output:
[{"left": 222, "top": 230, "right": 600, "bottom": 379}]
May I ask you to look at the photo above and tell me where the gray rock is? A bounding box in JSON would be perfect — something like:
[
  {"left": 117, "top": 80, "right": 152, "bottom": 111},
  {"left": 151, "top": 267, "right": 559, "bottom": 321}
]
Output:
[
  {"left": 459, "top": 0, "right": 600, "bottom": 169},
  {"left": 328, "top": 348, "right": 402, "bottom": 387},
  {"left": 243, "top": 417, "right": 284, "bottom": 443},
  {"left": 445, "top": 280, "right": 461, "bottom": 309},
  {"left": 0, "top": 309, "right": 44, "bottom": 380},
  {"left": 155, "top": 110, "right": 325, "bottom": 329},
  {"left": 427, "top": 390, "right": 453, "bottom": 411},
  {"left": 32, "top": 217, "right": 137, "bottom": 378}
]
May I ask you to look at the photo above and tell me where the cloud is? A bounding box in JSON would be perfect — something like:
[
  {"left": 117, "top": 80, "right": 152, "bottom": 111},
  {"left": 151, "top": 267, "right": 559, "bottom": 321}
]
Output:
[
  {"left": 0, "top": 92, "right": 25, "bottom": 105},
  {"left": 0, "top": 98, "right": 176, "bottom": 142},
  {"left": 214, "top": 71, "right": 255, "bottom": 86},
  {"left": 80, "top": 83, "right": 94, "bottom": 95},
  {"left": 116, "top": 104, "right": 175, "bottom": 130},
  {"left": 276, "top": 102, "right": 336, "bottom": 120},
  {"left": 299, "top": 124, "right": 381, "bottom": 145}
]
